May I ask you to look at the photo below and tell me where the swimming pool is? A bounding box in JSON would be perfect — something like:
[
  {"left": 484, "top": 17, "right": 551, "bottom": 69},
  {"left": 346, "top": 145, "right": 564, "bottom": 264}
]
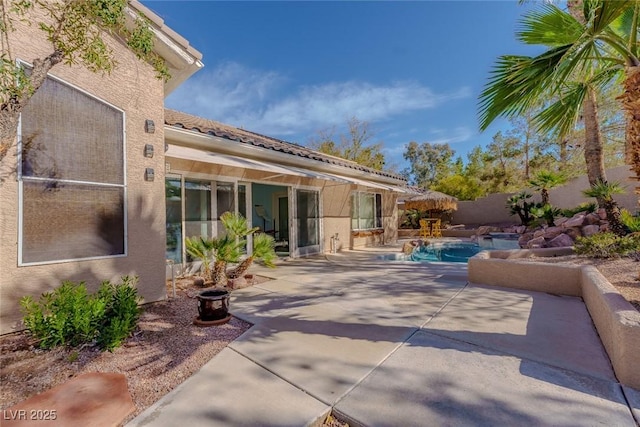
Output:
[{"left": 409, "top": 241, "right": 483, "bottom": 263}]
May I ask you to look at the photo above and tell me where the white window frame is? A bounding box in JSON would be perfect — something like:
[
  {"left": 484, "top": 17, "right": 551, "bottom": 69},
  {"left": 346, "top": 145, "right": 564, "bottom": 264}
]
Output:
[
  {"left": 17, "top": 67, "right": 127, "bottom": 266},
  {"left": 351, "top": 191, "right": 383, "bottom": 231}
]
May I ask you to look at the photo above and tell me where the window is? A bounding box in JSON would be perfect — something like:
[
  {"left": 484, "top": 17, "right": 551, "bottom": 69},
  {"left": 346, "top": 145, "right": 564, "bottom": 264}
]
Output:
[
  {"left": 351, "top": 192, "right": 382, "bottom": 230},
  {"left": 19, "top": 75, "right": 125, "bottom": 264}
]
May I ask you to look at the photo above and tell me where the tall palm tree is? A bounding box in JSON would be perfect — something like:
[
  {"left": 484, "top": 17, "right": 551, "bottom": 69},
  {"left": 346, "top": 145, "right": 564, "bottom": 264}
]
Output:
[{"left": 479, "top": 1, "right": 640, "bottom": 203}]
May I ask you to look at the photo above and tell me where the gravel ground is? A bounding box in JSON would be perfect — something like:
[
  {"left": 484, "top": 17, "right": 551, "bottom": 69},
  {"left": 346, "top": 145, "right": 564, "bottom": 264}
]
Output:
[{"left": 0, "top": 278, "right": 252, "bottom": 423}]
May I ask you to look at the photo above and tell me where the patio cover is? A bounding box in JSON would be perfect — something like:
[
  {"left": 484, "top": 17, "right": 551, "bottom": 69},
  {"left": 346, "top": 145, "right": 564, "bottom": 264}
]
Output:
[{"left": 166, "top": 144, "right": 408, "bottom": 193}]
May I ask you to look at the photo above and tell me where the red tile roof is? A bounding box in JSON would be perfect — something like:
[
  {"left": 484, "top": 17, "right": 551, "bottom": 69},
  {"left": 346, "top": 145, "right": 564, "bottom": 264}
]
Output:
[{"left": 164, "top": 109, "right": 405, "bottom": 181}]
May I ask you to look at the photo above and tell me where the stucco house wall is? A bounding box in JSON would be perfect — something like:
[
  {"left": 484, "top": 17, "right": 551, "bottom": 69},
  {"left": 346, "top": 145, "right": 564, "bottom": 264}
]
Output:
[{"left": 0, "top": 9, "right": 167, "bottom": 334}]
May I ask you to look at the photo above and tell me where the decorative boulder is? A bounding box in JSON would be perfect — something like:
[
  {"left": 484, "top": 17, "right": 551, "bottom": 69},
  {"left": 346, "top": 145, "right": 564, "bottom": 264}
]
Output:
[
  {"left": 518, "top": 232, "right": 534, "bottom": 248},
  {"left": 564, "top": 227, "right": 583, "bottom": 240},
  {"left": 582, "top": 224, "right": 601, "bottom": 237},
  {"left": 533, "top": 229, "right": 546, "bottom": 239},
  {"left": 584, "top": 213, "right": 601, "bottom": 225},
  {"left": 554, "top": 217, "right": 569, "bottom": 227},
  {"left": 563, "top": 214, "right": 586, "bottom": 228},
  {"left": 597, "top": 208, "right": 607, "bottom": 220},
  {"left": 542, "top": 226, "right": 564, "bottom": 240},
  {"left": 546, "top": 233, "right": 575, "bottom": 248},
  {"left": 526, "top": 236, "right": 546, "bottom": 249}
]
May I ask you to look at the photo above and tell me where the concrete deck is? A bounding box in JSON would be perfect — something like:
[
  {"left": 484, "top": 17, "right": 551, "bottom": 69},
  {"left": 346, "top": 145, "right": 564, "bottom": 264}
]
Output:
[{"left": 128, "top": 246, "right": 639, "bottom": 427}]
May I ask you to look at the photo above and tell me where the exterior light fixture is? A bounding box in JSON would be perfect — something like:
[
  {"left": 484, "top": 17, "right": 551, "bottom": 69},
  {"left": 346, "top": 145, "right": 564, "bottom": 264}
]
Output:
[
  {"left": 145, "top": 119, "right": 155, "bottom": 133},
  {"left": 144, "top": 144, "right": 154, "bottom": 158},
  {"left": 145, "top": 168, "right": 155, "bottom": 181}
]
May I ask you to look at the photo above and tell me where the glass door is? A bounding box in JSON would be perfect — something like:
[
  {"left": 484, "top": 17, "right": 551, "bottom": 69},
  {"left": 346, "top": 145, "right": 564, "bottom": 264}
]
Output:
[
  {"left": 165, "top": 176, "right": 183, "bottom": 264},
  {"left": 295, "top": 189, "right": 320, "bottom": 256}
]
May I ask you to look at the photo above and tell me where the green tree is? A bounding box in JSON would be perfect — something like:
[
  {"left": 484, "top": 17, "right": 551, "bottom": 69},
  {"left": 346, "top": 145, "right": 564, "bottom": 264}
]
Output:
[
  {"left": 479, "top": 1, "right": 640, "bottom": 202},
  {"left": 403, "top": 141, "right": 455, "bottom": 188},
  {"left": 481, "top": 131, "right": 522, "bottom": 193},
  {"left": 308, "top": 117, "right": 386, "bottom": 170},
  {"left": 0, "top": 0, "right": 169, "bottom": 163}
]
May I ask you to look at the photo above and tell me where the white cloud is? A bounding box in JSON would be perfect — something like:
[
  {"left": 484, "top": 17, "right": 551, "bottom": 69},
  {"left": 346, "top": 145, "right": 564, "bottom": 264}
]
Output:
[
  {"left": 166, "top": 62, "right": 470, "bottom": 137},
  {"left": 429, "top": 127, "right": 474, "bottom": 145}
]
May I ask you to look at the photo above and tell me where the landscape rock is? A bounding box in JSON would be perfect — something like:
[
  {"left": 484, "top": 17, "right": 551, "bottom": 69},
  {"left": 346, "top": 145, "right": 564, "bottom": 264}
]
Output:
[
  {"left": 546, "top": 233, "right": 575, "bottom": 248},
  {"left": 582, "top": 224, "right": 601, "bottom": 237},
  {"left": 542, "top": 227, "right": 564, "bottom": 240},
  {"left": 526, "top": 236, "right": 546, "bottom": 249},
  {"left": 518, "top": 232, "right": 534, "bottom": 248},
  {"left": 564, "top": 227, "right": 583, "bottom": 240},
  {"left": 563, "top": 214, "right": 585, "bottom": 228},
  {"left": 584, "top": 213, "right": 601, "bottom": 225},
  {"left": 597, "top": 208, "right": 607, "bottom": 220},
  {"left": 533, "top": 229, "right": 546, "bottom": 239},
  {"left": 554, "top": 217, "right": 569, "bottom": 227}
]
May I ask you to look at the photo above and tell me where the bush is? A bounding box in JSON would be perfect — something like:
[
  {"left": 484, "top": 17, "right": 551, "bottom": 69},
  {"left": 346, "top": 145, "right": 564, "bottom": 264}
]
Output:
[
  {"left": 620, "top": 209, "right": 640, "bottom": 233},
  {"left": 561, "top": 202, "right": 597, "bottom": 218},
  {"left": 21, "top": 276, "right": 141, "bottom": 351},
  {"left": 574, "top": 232, "right": 640, "bottom": 258}
]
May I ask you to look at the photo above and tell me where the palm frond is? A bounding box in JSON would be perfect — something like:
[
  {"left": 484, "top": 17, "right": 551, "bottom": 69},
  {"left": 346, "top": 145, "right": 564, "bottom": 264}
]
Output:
[
  {"left": 518, "top": 4, "right": 583, "bottom": 46},
  {"left": 479, "top": 50, "right": 567, "bottom": 130},
  {"left": 533, "top": 82, "right": 586, "bottom": 137}
]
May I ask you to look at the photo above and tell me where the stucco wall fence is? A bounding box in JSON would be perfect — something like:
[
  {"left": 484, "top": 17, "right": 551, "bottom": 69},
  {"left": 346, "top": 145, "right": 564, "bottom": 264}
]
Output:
[
  {"left": 468, "top": 250, "right": 640, "bottom": 390},
  {"left": 454, "top": 166, "right": 638, "bottom": 226}
]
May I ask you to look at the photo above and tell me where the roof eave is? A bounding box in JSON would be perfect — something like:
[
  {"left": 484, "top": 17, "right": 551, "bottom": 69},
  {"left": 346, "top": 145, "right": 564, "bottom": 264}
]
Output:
[
  {"left": 164, "top": 125, "right": 407, "bottom": 186},
  {"left": 127, "top": 1, "right": 204, "bottom": 96}
]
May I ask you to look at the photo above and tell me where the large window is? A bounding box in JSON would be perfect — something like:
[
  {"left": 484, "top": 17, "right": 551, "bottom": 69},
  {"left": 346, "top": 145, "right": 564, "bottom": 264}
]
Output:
[
  {"left": 19, "top": 75, "right": 125, "bottom": 264},
  {"left": 351, "top": 192, "right": 382, "bottom": 230}
]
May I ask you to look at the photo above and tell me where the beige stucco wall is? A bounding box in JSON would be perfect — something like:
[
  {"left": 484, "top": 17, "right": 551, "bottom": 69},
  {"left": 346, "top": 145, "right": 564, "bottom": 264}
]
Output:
[
  {"left": 0, "top": 11, "right": 167, "bottom": 334},
  {"left": 454, "top": 166, "right": 637, "bottom": 226}
]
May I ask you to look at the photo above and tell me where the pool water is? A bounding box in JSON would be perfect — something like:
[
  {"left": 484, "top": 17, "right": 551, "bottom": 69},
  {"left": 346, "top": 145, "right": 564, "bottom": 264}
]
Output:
[{"left": 410, "top": 242, "right": 483, "bottom": 263}]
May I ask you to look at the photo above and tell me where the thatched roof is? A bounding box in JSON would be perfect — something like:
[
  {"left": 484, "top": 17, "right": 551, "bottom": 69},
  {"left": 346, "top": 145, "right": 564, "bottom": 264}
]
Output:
[{"left": 401, "top": 190, "right": 458, "bottom": 211}]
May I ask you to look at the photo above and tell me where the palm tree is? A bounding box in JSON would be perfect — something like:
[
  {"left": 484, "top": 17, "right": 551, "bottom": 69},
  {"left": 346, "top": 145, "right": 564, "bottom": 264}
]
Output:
[
  {"left": 219, "top": 211, "right": 277, "bottom": 281},
  {"left": 529, "top": 170, "right": 566, "bottom": 205},
  {"left": 210, "top": 235, "right": 244, "bottom": 287},
  {"left": 227, "top": 233, "right": 277, "bottom": 280},
  {"left": 185, "top": 236, "right": 215, "bottom": 281},
  {"left": 583, "top": 180, "right": 628, "bottom": 235},
  {"left": 479, "top": 1, "right": 640, "bottom": 203}
]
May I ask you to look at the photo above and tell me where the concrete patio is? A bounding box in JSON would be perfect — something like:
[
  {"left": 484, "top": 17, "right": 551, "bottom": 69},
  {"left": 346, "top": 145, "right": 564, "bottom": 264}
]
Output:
[{"left": 128, "top": 245, "right": 639, "bottom": 426}]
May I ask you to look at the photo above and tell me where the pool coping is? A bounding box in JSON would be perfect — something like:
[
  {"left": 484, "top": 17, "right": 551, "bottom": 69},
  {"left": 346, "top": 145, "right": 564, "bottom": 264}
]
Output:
[{"left": 468, "top": 248, "right": 640, "bottom": 391}]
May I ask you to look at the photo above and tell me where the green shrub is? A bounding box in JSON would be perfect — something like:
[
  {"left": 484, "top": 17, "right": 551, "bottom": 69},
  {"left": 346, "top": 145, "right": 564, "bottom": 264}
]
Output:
[
  {"left": 97, "top": 276, "right": 141, "bottom": 351},
  {"left": 21, "top": 276, "right": 140, "bottom": 351},
  {"left": 574, "top": 232, "right": 640, "bottom": 258},
  {"left": 620, "top": 209, "right": 640, "bottom": 233},
  {"left": 561, "top": 202, "right": 597, "bottom": 218}
]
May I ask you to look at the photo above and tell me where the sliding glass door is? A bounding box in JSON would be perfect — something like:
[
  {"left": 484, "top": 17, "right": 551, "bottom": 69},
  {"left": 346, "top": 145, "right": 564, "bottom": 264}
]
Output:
[{"left": 295, "top": 189, "right": 320, "bottom": 256}]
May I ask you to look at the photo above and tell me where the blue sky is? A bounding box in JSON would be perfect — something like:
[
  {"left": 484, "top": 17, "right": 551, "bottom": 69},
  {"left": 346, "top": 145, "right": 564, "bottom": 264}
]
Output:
[{"left": 145, "top": 1, "right": 541, "bottom": 172}]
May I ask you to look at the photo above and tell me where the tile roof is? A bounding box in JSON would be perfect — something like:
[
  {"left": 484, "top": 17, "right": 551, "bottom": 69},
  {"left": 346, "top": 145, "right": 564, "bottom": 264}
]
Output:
[{"left": 164, "top": 109, "right": 405, "bottom": 181}]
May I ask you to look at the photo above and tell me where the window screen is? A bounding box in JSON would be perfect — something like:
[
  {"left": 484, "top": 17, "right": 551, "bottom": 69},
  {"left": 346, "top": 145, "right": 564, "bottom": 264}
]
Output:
[{"left": 20, "top": 75, "right": 125, "bottom": 264}]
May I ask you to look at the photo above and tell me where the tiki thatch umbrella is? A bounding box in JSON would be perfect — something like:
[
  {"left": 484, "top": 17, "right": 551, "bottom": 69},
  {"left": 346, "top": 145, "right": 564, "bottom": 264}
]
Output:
[{"left": 402, "top": 190, "right": 458, "bottom": 212}]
